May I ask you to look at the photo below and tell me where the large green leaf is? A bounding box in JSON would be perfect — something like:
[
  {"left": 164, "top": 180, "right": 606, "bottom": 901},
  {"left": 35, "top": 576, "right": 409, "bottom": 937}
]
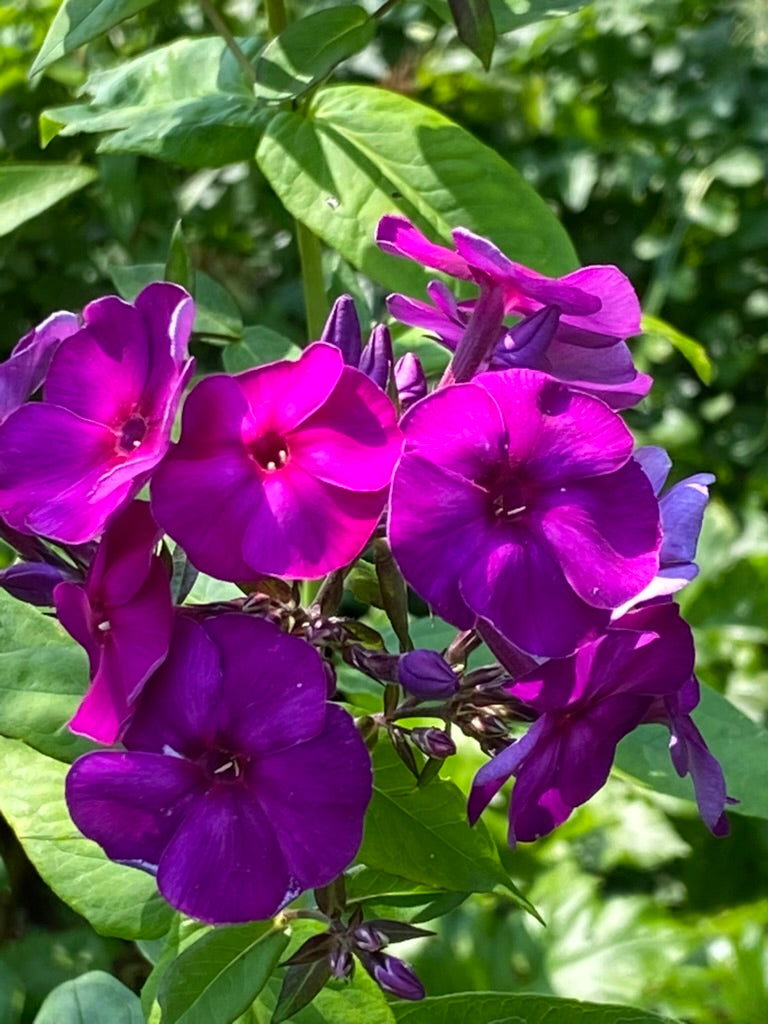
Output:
[
  {"left": 616, "top": 681, "right": 768, "bottom": 820},
  {"left": 33, "top": 971, "right": 143, "bottom": 1024},
  {"left": 0, "top": 590, "right": 89, "bottom": 761},
  {"left": 255, "top": 7, "right": 375, "bottom": 104},
  {"left": 31, "top": 0, "right": 160, "bottom": 75},
  {"left": 0, "top": 737, "right": 172, "bottom": 939},
  {"left": 0, "top": 164, "right": 97, "bottom": 237},
  {"left": 158, "top": 922, "right": 288, "bottom": 1024},
  {"left": 41, "top": 37, "right": 267, "bottom": 167},
  {"left": 256, "top": 84, "right": 577, "bottom": 296},
  {"left": 392, "top": 992, "right": 680, "bottom": 1024},
  {"left": 358, "top": 743, "right": 531, "bottom": 911}
]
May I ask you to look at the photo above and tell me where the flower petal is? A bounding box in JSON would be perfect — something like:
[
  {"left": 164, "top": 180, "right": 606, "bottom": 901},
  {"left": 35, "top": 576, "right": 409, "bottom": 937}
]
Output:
[
  {"left": 377, "top": 215, "right": 472, "bottom": 279},
  {"left": 238, "top": 343, "right": 343, "bottom": 435}
]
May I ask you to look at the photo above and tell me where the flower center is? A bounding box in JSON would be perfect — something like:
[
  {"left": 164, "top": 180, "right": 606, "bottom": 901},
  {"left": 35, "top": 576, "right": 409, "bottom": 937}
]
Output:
[
  {"left": 203, "top": 749, "right": 247, "bottom": 782},
  {"left": 489, "top": 477, "right": 531, "bottom": 522},
  {"left": 249, "top": 432, "right": 289, "bottom": 472},
  {"left": 118, "top": 414, "right": 148, "bottom": 453}
]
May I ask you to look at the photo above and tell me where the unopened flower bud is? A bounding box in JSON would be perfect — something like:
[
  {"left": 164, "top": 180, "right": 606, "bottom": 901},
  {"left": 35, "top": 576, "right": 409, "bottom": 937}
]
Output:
[
  {"left": 359, "top": 324, "right": 393, "bottom": 391},
  {"left": 352, "top": 924, "right": 388, "bottom": 952},
  {"left": 410, "top": 727, "right": 456, "bottom": 760},
  {"left": 1, "top": 562, "right": 78, "bottom": 607},
  {"left": 320, "top": 294, "right": 362, "bottom": 366},
  {"left": 492, "top": 304, "right": 560, "bottom": 369},
  {"left": 329, "top": 946, "right": 354, "bottom": 980},
  {"left": 394, "top": 353, "right": 426, "bottom": 410},
  {"left": 347, "top": 645, "right": 399, "bottom": 683},
  {"left": 398, "top": 649, "right": 459, "bottom": 700},
  {"left": 364, "top": 952, "right": 425, "bottom": 1001}
]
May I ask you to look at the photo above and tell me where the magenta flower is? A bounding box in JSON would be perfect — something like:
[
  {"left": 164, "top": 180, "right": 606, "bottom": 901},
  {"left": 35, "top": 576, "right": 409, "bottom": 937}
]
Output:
[
  {"left": 389, "top": 368, "right": 661, "bottom": 657},
  {"left": 0, "top": 310, "right": 80, "bottom": 423},
  {"left": 151, "top": 342, "right": 403, "bottom": 581},
  {"left": 377, "top": 215, "right": 649, "bottom": 407},
  {"left": 54, "top": 500, "right": 173, "bottom": 744},
  {"left": 0, "top": 283, "right": 194, "bottom": 544},
  {"left": 468, "top": 602, "right": 696, "bottom": 844},
  {"left": 65, "top": 613, "right": 372, "bottom": 923}
]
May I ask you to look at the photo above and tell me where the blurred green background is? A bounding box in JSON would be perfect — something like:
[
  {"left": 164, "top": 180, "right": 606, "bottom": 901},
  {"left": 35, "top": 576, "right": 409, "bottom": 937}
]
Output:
[{"left": 1, "top": 1, "right": 767, "bottom": 1021}]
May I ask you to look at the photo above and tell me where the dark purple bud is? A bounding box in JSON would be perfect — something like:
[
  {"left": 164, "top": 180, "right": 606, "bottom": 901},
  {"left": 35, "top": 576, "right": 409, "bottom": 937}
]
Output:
[
  {"left": 347, "top": 645, "right": 400, "bottom": 683},
  {"left": 320, "top": 295, "right": 362, "bottom": 366},
  {"left": 359, "top": 325, "right": 393, "bottom": 390},
  {"left": 281, "top": 932, "right": 337, "bottom": 967},
  {"left": 362, "top": 919, "right": 435, "bottom": 944},
  {"left": 315, "top": 874, "right": 346, "bottom": 918},
  {"left": 492, "top": 305, "right": 560, "bottom": 369},
  {"left": 329, "top": 946, "right": 354, "bottom": 980},
  {"left": 394, "top": 353, "right": 427, "bottom": 410},
  {"left": 352, "top": 923, "right": 388, "bottom": 953},
  {"left": 322, "top": 659, "right": 337, "bottom": 697},
  {"left": 410, "top": 727, "right": 456, "bottom": 759},
  {"left": 0, "top": 562, "right": 78, "bottom": 607},
  {"left": 398, "top": 649, "right": 459, "bottom": 700},
  {"left": 463, "top": 663, "right": 509, "bottom": 692},
  {"left": 362, "top": 952, "right": 425, "bottom": 1001}
]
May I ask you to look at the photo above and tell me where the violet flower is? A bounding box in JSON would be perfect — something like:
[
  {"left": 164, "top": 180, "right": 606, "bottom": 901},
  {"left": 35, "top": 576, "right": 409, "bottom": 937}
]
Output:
[
  {"left": 0, "top": 283, "right": 194, "bottom": 544},
  {"left": 0, "top": 310, "right": 80, "bottom": 423},
  {"left": 66, "top": 613, "right": 372, "bottom": 923},
  {"left": 468, "top": 602, "right": 696, "bottom": 844},
  {"left": 151, "top": 342, "right": 403, "bottom": 581},
  {"left": 54, "top": 500, "right": 173, "bottom": 744},
  {"left": 377, "top": 215, "right": 649, "bottom": 406},
  {"left": 389, "top": 368, "right": 661, "bottom": 657}
]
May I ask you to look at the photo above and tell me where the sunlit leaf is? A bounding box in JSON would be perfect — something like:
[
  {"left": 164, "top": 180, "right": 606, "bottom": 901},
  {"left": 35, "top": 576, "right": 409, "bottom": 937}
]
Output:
[{"left": 0, "top": 164, "right": 96, "bottom": 237}]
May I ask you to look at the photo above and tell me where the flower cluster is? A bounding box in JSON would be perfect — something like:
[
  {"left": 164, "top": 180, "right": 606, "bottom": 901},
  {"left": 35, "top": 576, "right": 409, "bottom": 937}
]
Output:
[{"left": 0, "top": 222, "right": 730, "bottom": 1005}]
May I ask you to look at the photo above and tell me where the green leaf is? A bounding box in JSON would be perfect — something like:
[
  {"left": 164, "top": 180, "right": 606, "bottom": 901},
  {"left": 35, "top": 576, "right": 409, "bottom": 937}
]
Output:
[
  {"left": 0, "top": 961, "right": 24, "bottom": 1024},
  {"left": 256, "top": 84, "right": 577, "bottom": 297},
  {"left": 346, "top": 866, "right": 468, "bottom": 923},
  {"left": 0, "top": 590, "right": 90, "bottom": 761},
  {"left": 31, "top": 0, "right": 159, "bottom": 75},
  {"left": 641, "top": 313, "right": 712, "bottom": 384},
  {"left": 392, "top": 992, "right": 680, "bottom": 1024},
  {"left": 223, "top": 326, "right": 302, "bottom": 374},
  {"left": 428, "top": 0, "right": 591, "bottom": 35},
  {"left": 255, "top": 7, "right": 375, "bottom": 104},
  {"left": 0, "top": 164, "right": 97, "bottom": 237},
  {"left": 448, "top": 0, "right": 496, "bottom": 69},
  {"left": 165, "top": 220, "right": 195, "bottom": 293},
  {"left": 110, "top": 262, "right": 242, "bottom": 340},
  {"left": 0, "top": 737, "right": 172, "bottom": 939},
  {"left": 41, "top": 37, "right": 267, "bottom": 167},
  {"left": 33, "top": 971, "right": 143, "bottom": 1023},
  {"left": 615, "top": 681, "right": 768, "bottom": 821},
  {"left": 158, "top": 922, "right": 288, "bottom": 1024},
  {"left": 271, "top": 960, "right": 332, "bottom": 1024},
  {"left": 358, "top": 743, "right": 533, "bottom": 913}
]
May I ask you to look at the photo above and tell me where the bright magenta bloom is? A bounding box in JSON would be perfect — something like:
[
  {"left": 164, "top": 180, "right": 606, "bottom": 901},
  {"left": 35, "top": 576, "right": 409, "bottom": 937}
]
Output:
[{"left": 151, "top": 343, "right": 403, "bottom": 581}]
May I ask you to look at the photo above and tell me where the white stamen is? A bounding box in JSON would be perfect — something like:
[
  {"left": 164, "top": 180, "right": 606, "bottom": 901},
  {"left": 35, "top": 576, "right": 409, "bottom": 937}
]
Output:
[{"left": 97, "top": 620, "right": 111, "bottom": 632}]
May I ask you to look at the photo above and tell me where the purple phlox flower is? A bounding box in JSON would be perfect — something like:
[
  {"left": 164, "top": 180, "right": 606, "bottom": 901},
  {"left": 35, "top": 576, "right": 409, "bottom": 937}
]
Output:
[
  {"left": 0, "top": 283, "right": 195, "bottom": 544},
  {"left": 615, "top": 446, "right": 715, "bottom": 611},
  {"left": 65, "top": 613, "right": 372, "bottom": 923},
  {"left": 54, "top": 500, "right": 173, "bottom": 744},
  {"left": 376, "top": 215, "right": 649, "bottom": 408},
  {"left": 394, "top": 352, "right": 427, "bottom": 411},
  {"left": 641, "top": 671, "right": 731, "bottom": 837},
  {"left": 0, "top": 560, "right": 79, "bottom": 607},
  {"left": 397, "top": 649, "right": 459, "bottom": 700},
  {"left": 151, "top": 342, "right": 403, "bottom": 581},
  {"left": 0, "top": 310, "right": 80, "bottom": 423},
  {"left": 468, "top": 601, "right": 695, "bottom": 845},
  {"left": 389, "top": 367, "right": 661, "bottom": 658}
]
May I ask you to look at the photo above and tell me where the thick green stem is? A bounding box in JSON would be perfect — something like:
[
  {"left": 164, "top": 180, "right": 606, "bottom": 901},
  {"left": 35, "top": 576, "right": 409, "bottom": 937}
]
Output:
[
  {"left": 296, "top": 218, "right": 329, "bottom": 340},
  {"left": 264, "top": 0, "right": 289, "bottom": 37}
]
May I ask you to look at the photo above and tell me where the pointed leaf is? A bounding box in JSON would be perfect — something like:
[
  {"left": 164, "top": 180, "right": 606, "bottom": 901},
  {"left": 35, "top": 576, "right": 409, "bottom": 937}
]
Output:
[
  {"left": 0, "top": 737, "right": 171, "bottom": 938},
  {"left": 255, "top": 6, "right": 375, "bottom": 103},
  {"left": 448, "top": 0, "right": 496, "bottom": 69},
  {"left": 31, "top": 0, "right": 160, "bottom": 75},
  {"left": 165, "top": 220, "right": 195, "bottom": 293},
  {"left": 272, "top": 960, "right": 333, "bottom": 1023},
  {"left": 255, "top": 84, "right": 577, "bottom": 297},
  {"left": 392, "top": 992, "right": 680, "bottom": 1023},
  {"left": 641, "top": 313, "right": 712, "bottom": 384},
  {"left": 0, "top": 164, "right": 96, "bottom": 237}
]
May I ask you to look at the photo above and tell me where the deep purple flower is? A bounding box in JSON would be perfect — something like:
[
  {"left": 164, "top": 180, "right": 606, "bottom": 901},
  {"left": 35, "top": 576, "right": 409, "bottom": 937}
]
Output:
[
  {"left": 151, "top": 342, "right": 403, "bottom": 581},
  {"left": 0, "top": 310, "right": 80, "bottom": 423},
  {"left": 54, "top": 500, "right": 173, "bottom": 744},
  {"left": 389, "top": 368, "right": 661, "bottom": 657},
  {"left": 643, "top": 673, "right": 730, "bottom": 836},
  {"left": 0, "top": 283, "right": 194, "bottom": 544},
  {"left": 620, "top": 446, "right": 714, "bottom": 608},
  {"left": 377, "top": 215, "right": 649, "bottom": 407},
  {"left": 468, "top": 602, "right": 695, "bottom": 844},
  {"left": 65, "top": 613, "right": 372, "bottom": 923}
]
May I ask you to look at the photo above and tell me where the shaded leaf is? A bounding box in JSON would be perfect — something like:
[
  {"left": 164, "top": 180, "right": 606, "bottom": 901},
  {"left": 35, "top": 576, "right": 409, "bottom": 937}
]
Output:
[
  {"left": 449, "top": 0, "right": 496, "bottom": 69},
  {"left": 165, "top": 220, "right": 194, "bottom": 292},
  {"left": 223, "top": 326, "right": 302, "bottom": 373},
  {"left": 256, "top": 7, "right": 375, "bottom": 103},
  {"left": 392, "top": 992, "right": 680, "bottom": 1023},
  {"left": 427, "top": 0, "right": 591, "bottom": 34},
  {"left": 0, "top": 164, "right": 97, "bottom": 237},
  {"left": 0, "top": 737, "right": 172, "bottom": 939},
  {"left": 272, "top": 960, "right": 332, "bottom": 1024},
  {"left": 33, "top": 971, "right": 143, "bottom": 1023},
  {"left": 31, "top": 0, "right": 160, "bottom": 75},
  {"left": 256, "top": 84, "right": 577, "bottom": 298}
]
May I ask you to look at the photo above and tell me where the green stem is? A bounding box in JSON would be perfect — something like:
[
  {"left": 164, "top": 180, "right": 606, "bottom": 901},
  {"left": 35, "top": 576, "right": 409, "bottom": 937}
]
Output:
[
  {"left": 200, "top": 0, "right": 256, "bottom": 88},
  {"left": 264, "top": 0, "right": 289, "bottom": 37},
  {"left": 296, "top": 219, "right": 328, "bottom": 340}
]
